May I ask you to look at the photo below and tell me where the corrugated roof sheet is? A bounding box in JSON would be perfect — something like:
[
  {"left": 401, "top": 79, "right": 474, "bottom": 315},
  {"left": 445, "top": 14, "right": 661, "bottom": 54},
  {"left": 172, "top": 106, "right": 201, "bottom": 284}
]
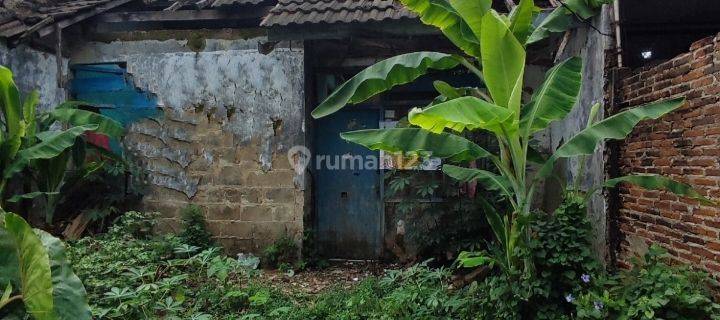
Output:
[
  {"left": 261, "top": 0, "right": 415, "bottom": 27},
  {"left": 0, "top": 0, "right": 116, "bottom": 38}
]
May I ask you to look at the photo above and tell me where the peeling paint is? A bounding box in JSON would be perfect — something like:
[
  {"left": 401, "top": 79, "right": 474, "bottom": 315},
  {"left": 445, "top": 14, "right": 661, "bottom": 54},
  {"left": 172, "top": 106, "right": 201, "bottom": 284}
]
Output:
[{"left": 0, "top": 42, "right": 66, "bottom": 110}]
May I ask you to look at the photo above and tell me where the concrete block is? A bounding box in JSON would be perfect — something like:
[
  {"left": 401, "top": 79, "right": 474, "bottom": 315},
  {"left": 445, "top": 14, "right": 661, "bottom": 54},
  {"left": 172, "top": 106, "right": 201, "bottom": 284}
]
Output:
[{"left": 241, "top": 205, "right": 273, "bottom": 222}]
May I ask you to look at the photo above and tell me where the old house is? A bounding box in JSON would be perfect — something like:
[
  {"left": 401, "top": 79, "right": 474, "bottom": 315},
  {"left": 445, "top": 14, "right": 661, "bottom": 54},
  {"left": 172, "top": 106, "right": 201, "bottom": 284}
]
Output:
[{"left": 2, "top": 0, "right": 719, "bottom": 275}]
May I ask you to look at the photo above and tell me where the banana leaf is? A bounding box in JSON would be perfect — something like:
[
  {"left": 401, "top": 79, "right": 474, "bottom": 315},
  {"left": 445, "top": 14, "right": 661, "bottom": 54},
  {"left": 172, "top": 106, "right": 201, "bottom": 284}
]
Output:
[
  {"left": 1, "top": 213, "right": 55, "bottom": 320},
  {"left": 408, "top": 96, "right": 513, "bottom": 134},
  {"left": 35, "top": 229, "right": 92, "bottom": 320},
  {"left": 3, "top": 125, "right": 97, "bottom": 180},
  {"left": 442, "top": 164, "right": 513, "bottom": 198},
  {"left": 604, "top": 174, "right": 715, "bottom": 205},
  {"left": 340, "top": 128, "right": 491, "bottom": 163},
  {"left": 447, "top": 0, "right": 492, "bottom": 41},
  {"left": 400, "top": 0, "right": 482, "bottom": 57},
  {"left": 509, "top": 0, "right": 536, "bottom": 44},
  {"left": 481, "top": 10, "right": 526, "bottom": 113},
  {"left": 0, "top": 66, "right": 22, "bottom": 138},
  {"left": 22, "top": 90, "right": 39, "bottom": 139},
  {"left": 50, "top": 108, "right": 124, "bottom": 138},
  {"left": 6, "top": 192, "right": 60, "bottom": 203},
  {"left": 311, "top": 52, "right": 459, "bottom": 118},
  {"left": 520, "top": 57, "right": 583, "bottom": 136},
  {"left": 527, "top": 6, "right": 573, "bottom": 45},
  {"left": 538, "top": 98, "right": 685, "bottom": 178}
]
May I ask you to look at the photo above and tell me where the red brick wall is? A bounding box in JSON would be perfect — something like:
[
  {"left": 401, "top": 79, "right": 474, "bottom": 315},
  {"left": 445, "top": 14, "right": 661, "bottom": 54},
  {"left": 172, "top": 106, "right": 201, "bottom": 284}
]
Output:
[{"left": 616, "top": 33, "right": 720, "bottom": 273}]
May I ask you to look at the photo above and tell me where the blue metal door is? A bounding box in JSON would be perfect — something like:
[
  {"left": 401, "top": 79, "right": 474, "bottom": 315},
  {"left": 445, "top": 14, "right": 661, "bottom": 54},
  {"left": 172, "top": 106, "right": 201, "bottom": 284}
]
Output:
[{"left": 315, "top": 109, "right": 382, "bottom": 259}]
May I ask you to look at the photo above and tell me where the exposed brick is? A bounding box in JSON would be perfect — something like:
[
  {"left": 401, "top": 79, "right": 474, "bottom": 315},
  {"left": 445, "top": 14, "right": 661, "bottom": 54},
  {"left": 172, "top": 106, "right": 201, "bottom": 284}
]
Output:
[{"left": 616, "top": 33, "right": 720, "bottom": 276}]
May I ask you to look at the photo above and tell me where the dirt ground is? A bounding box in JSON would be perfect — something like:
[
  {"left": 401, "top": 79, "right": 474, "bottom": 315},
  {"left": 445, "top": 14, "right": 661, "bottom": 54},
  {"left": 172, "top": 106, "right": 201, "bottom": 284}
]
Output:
[{"left": 260, "top": 260, "right": 400, "bottom": 295}]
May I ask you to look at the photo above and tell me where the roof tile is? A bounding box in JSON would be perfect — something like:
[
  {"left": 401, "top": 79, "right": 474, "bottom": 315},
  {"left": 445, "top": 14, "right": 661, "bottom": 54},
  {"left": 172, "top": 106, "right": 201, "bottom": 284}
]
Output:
[{"left": 261, "top": 0, "right": 415, "bottom": 27}]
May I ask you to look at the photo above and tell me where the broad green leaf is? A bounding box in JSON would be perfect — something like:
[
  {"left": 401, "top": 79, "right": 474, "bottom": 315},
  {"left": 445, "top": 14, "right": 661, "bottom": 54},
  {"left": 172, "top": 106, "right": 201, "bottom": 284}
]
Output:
[
  {"left": 340, "top": 128, "right": 491, "bottom": 163},
  {"left": 539, "top": 98, "right": 686, "bottom": 178},
  {"left": 408, "top": 96, "right": 513, "bottom": 134},
  {"left": 6, "top": 192, "right": 60, "bottom": 203},
  {"left": 442, "top": 164, "right": 513, "bottom": 198},
  {"left": 50, "top": 107, "right": 124, "bottom": 138},
  {"left": 477, "top": 196, "right": 507, "bottom": 250},
  {"left": 457, "top": 251, "right": 495, "bottom": 268},
  {"left": 311, "top": 52, "right": 459, "bottom": 118},
  {"left": 3, "top": 213, "right": 55, "bottom": 320},
  {"left": 35, "top": 229, "right": 92, "bottom": 320},
  {"left": 527, "top": 7, "right": 573, "bottom": 44},
  {"left": 432, "top": 80, "right": 463, "bottom": 99},
  {"left": 564, "top": 0, "right": 597, "bottom": 19},
  {"left": 481, "top": 10, "right": 526, "bottom": 113},
  {"left": 4, "top": 125, "right": 98, "bottom": 179},
  {"left": 509, "top": 0, "right": 536, "bottom": 44},
  {"left": 448, "top": 0, "right": 492, "bottom": 41},
  {"left": 521, "top": 57, "right": 583, "bottom": 135},
  {"left": 400, "top": 0, "right": 482, "bottom": 57},
  {"left": 1, "top": 283, "right": 11, "bottom": 305},
  {"left": 0, "top": 121, "right": 25, "bottom": 169},
  {"left": 22, "top": 90, "right": 39, "bottom": 138},
  {"left": 0, "top": 66, "right": 23, "bottom": 137},
  {"left": 604, "top": 174, "right": 715, "bottom": 205}
]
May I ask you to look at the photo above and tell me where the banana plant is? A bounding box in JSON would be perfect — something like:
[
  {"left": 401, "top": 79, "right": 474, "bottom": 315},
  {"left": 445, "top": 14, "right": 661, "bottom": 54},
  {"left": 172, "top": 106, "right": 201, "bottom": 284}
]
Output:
[
  {"left": 311, "top": 0, "right": 712, "bottom": 274},
  {"left": 0, "top": 65, "right": 124, "bottom": 223},
  {"left": 0, "top": 211, "right": 91, "bottom": 319}
]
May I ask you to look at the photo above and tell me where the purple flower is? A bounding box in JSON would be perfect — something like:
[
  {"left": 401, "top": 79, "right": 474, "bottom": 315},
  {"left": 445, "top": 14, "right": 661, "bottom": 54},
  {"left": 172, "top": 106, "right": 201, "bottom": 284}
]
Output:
[
  {"left": 565, "top": 294, "right": 575, "bottom": 303},
  {"left": 581, "top": 274, "right": 591, "bottom": 283},
  {"left": 594, "top": 301, "right": 604, "bottom": 310}
]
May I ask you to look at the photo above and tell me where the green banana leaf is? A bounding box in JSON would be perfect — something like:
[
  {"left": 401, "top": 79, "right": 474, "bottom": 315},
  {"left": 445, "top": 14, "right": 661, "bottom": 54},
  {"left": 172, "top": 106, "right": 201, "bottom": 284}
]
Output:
[
  {"left": 476, "top": 196, "right": 507, "bottom": 253},
  {"left": 526, "top": 6, "right": 573, "bottom": 45},
  {"left": 50, "top": 107, "right": 124, "bottom": 138},
  {"left": 481, "top": 10, "right": 526, "bottom": 113},
  {"left": 2, "top": 213, "right": 55, "bottom": 320},
  {"left": 22, "top": 90, "right": 39, "bottom": 139},
  {"left": 432, "top": 80, "right": 463, "bottom": 100},
  {"left": 509, "top": 0, "right": 536, "bottom": 45},
  {"left": 400, "top": 0, "right": 482, "bottom": 57},
  {"left": 6, "top": 192, "right": 60, "bottom": 203},
  {"left": 457, "top": 251, "right": 496, "bottom": 268},
  {"left": 0, "top": 66, "right": 23, "bottom": 138},
  {"left": 35, "top": 229, "right": 92, "bottom": 320},
  {"left": 447, "top": 0, "right": 492, "bottom": 42},
  {"left": 0, "top": 121, "right": 25, "bottom": 170},
  {"left": 340, "top": 128, "right": 491, "bottom": 163},
  {"left": 538, "top": 98, "right": 686, "bottom": 178},
  {"left": 311, "top": 52, "right": 459, "bottom": 118},
  {"left": 3, "top": 125, "right": 98, "bottom": 179},
  {"left": 520, "top": 57, "right": 583, "bottom": 136},
  {"left": 442, "top": 164, "right": 513, "bottom": 198},
  {"left": 604, "top": 174, "right": 715, "bottom": 205},
  {"left": 408, "top": 96, "right": 513, "bottom": 134}
]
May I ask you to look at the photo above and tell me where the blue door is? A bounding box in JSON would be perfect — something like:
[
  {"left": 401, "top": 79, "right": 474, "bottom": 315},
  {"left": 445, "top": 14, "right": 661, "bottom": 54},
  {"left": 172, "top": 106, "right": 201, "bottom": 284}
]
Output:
[{"left": 315, "top": 109, "right": 382, "bottom": 259}]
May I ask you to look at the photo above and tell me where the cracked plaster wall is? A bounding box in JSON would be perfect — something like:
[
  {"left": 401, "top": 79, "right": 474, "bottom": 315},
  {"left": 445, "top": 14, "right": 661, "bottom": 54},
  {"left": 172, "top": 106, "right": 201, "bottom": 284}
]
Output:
[
  {"left": 0, "top": 41, "right": 66, "bottom": 111},
  {"left": 70, "top": 37, "right": 305, "bottom": 254}
]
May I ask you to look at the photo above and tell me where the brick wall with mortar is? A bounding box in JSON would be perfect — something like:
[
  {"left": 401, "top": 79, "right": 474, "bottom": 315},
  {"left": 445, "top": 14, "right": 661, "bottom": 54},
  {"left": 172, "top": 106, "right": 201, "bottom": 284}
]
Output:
[
  {"left": 616, "top": 33, "right": 720, "bottom": 274},
  {"left": 69, "top": 34, "right": 306, "bottom": 255}
]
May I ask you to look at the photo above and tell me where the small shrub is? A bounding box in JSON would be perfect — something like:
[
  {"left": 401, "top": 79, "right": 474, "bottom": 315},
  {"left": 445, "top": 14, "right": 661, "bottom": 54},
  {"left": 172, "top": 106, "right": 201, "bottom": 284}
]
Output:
[
  {"left": 108, "top": 211, "right": 157, "bottom": 239},
  {"left": 575, "top": 245, "right": 720, "bottom": 320},
  {"left": 179, "top": 204, "right": 214, "bottom": 249},
  {"left": 262, "top": 234, "right": 298, "bottom": 269}
]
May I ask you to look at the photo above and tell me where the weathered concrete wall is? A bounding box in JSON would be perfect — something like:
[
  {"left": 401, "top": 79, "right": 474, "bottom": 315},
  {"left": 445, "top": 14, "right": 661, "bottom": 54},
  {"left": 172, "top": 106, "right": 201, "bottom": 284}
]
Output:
[
  {"left": 0, "top": 41, "right": 66, "bottom": 110},
  {"left": 543, "top": 6, "right": 614, "bottom": 262},
  {"left": 615, "top": 34, "right": 720, "bottom": 275},
  {"left": 70, "top": 36, "right": 305, "bottom": 254}
]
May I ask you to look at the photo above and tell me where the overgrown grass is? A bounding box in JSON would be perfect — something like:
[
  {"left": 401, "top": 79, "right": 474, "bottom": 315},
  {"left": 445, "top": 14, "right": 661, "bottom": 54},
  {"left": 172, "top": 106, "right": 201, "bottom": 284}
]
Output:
[
  {"left": 67, "top": 211, "right": 720, "bottom": 320},
  {"left": 67, "top": 212, "right": 477, "bottom": 319}
]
